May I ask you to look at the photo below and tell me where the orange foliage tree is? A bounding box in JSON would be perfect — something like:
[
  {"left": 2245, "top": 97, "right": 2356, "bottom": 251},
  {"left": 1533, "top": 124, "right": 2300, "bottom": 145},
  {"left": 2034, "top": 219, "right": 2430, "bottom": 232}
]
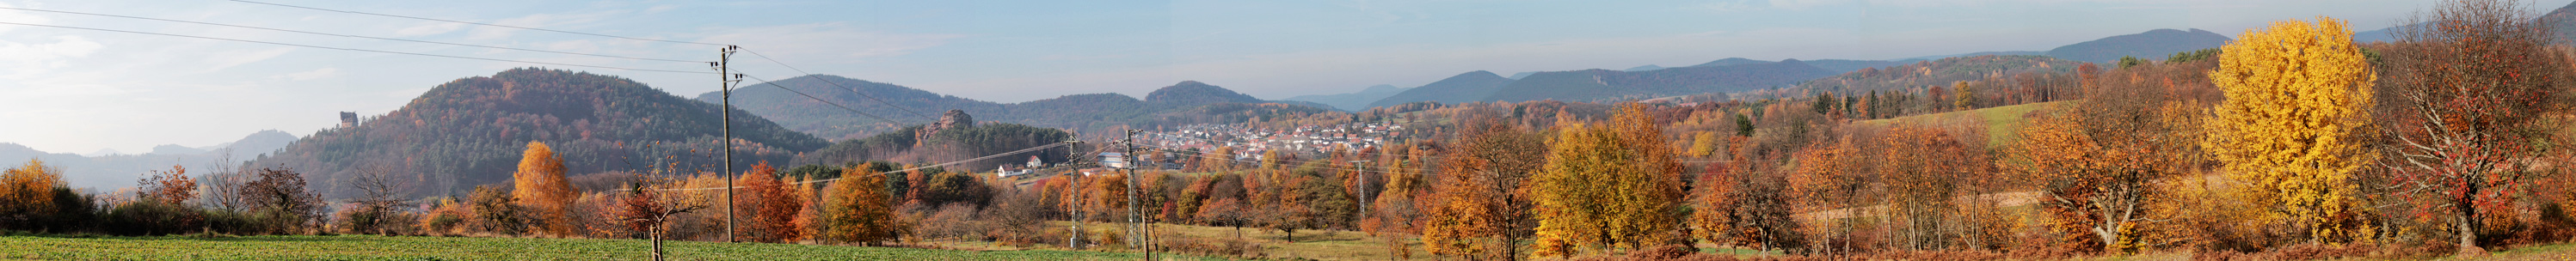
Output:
[
  {"left": 0, "top": 159, "right": 64, "bottom": 230},
  {"left": 138, "top": 165, "right": 197, "bottom": 206},
  {"left": 513, "top": 141, "right": 578, "bottom": 236},
  {"left": 820, "top": 163, "right": 903, "bottom": 246},
  {"left": 734, "top": 161, "right": 803, "bottom": 243},
  {"left": 1423, "top": 117, "right": 1546, "bottom": 260}
]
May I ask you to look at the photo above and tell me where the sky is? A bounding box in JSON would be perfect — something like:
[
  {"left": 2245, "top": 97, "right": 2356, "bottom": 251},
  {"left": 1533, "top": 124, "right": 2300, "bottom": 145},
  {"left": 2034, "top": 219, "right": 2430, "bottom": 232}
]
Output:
[{"left": 0, "top": 0, "right": 2462, "bottom": 155}]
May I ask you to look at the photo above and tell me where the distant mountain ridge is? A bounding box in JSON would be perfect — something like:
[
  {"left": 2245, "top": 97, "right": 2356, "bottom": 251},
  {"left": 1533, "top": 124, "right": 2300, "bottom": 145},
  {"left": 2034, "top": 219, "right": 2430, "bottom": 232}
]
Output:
[
  {"left": 1366, "top": 70, "right": 1517, "bottom": 108},
  {"left": 2045, "top": 28, "right": 2231, "bottom": 64},
  {"left": 1482, "top": 58, "right": 1836, "bottom": 102},
  {"left": 1366, "top": 58, "right": 1838, "bottom": 106},
  {"left": 0, "top": 130, "right": 300, "bottom": 191},
  {"left": 1145, "top": 81, "right": 1266, "bottom": 105},
  {"left": 705, "top": 76, "right": 1333, "bottom": 141},
  {"left": 1282, "top": 84, "right": 1409, "bottom": 112}
]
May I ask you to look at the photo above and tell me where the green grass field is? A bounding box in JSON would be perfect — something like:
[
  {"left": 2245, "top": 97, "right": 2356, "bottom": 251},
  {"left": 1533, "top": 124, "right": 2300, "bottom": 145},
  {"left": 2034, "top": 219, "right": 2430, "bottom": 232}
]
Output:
[
  {"left": 1860, "top": 100, "right": 2067, "bottom": 148},
  {"left": 0, "top": 234, "right": 1207, "bottom": 261}
]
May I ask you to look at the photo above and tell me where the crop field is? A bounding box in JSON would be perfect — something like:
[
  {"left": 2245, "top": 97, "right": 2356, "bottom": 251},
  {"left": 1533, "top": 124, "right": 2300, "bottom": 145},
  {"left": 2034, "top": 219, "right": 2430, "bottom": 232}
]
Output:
[{"left": 0, "top": 234, "right": 1209, "bottom": 260}]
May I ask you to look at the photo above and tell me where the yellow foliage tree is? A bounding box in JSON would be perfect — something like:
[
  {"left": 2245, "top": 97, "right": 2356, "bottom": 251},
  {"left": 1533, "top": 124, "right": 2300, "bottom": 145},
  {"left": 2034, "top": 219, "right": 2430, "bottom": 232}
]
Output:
[
  {"left": 2203, "top": 16, "right": 2376, "bottom": 241},
  {"left": 1687, "top": 130, "right": 1720, "bottom": 158},
  {"left": 511, "top": 141, "right": 578, "bottom": 236},
  {"left": 1530, "top": 103, "right": 1686, "bottom": 258}
]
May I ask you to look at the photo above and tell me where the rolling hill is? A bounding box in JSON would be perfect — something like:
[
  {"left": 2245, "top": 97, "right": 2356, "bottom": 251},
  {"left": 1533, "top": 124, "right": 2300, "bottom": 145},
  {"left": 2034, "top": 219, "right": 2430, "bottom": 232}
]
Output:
[
  {"left": 1480, "top": 58, "right": 1837, "bottom": 102},
  {"left": 1794, "top": 55, "right": 2086, "bottom": 94},
  {"left": 707, "top": 76, "right": 1334, "bottom": 141},
  {"left": 1364, "top": 70, "right": 1517, "bottom": 108},
  {"left": 1282, "top": 84, "right": 1408, "bottom": 112},
  {"left": 0, "top": 130, "right": 298, "bottom": 191},
  {"left": 249, "top": 68, "right": 827, "bottom": 198},
  {"left": 2044, "top": 28, "right": 2231, "bottom": 64}
]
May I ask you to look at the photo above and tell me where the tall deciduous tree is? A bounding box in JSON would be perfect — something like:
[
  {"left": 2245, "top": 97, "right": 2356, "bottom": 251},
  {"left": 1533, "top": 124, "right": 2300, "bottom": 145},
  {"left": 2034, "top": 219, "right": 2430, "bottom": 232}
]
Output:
[
  {"left": 2379, "top": 0, "right": 2573, "bottom": 253},
  {"left": 1531, "top": 103, "right": 1686, "bottom": 258},
  {"left": 1423, "top": 115, "right": 1546, "bottom": 260},
  {"left": 821, "top": 163, "right": 903, "bottom": 246},
  {"left": 735, "top": 161, "right": 803, "bottom": 243},
  {"left": 2204, "top": 15, "right": 2377, "bottom": 241},
  {"left": 0, "top": 159, "right": 63, "bottom": 230},
  {"left": 513, "top": 141, "right": 579, "bottom": 236}
]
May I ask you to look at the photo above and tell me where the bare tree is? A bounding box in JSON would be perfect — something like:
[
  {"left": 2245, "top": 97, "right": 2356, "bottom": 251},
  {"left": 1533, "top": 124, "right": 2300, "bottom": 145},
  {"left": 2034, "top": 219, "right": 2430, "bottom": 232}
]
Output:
[
  {"left": 620, "top": 182, "right": 704, "bottom": 261},
  {"left": 2380, "top": 0, "right": 2573, "bottom": 254},
  {"left": 343, "top": 161, "right": 414, "bottom": 234},
  {"left": 199, "top": 148, "right": 251, "bottom": 211}
]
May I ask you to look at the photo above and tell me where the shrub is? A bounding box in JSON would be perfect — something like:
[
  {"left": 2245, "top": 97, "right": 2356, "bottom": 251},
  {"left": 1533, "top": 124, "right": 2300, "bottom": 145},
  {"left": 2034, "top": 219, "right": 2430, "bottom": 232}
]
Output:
[
  {"left": 914, "top": 204, "right": 985, "bottom": 241},
  {"left": 418, "top": 197, "right": 469, "bottom": 236},
  {"left": 466, "top": 185, "right": 532, "bottom": 235},
  {"left": 1159, "top": 232, "right": 1266, "bottom": 258},
  {"left": 203, "top": 207, "right": 277, "bottom": 235},
  {"left": 100, "top": 201, "right": 199, "bottom": 235},
  {"left": 42, "top": 187, "right": 98, "bottom": 233},
  {"left": 241, "top": 167, "right": 322, "bottom": 234},
  {"left": 1626, "top": 245, "right": 1697, "bottom": 260},
  {"left": 334, "top": 203, "right": 419, "bottom": 235},
  {"left": 0, "top": 159, "right": 65, "bottom": 231}
]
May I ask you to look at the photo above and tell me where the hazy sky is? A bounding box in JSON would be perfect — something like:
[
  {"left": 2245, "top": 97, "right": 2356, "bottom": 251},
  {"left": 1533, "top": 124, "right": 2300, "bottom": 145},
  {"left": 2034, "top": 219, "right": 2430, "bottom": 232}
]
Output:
[{"left": 0, "top": 0, "right": 2459, "bottom": 155}]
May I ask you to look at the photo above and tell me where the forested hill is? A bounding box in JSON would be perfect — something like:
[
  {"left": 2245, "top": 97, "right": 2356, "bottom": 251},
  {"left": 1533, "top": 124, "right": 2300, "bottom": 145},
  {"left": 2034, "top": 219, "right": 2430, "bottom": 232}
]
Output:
[
  {"left": 251, "top": 68, "right": 827, "bottom": 199},
  {"left": 1793, "top": 55, "right": 2086, "bottom": 94},
  {"left": 1482, "top": 58, "right": 1838, "bottom": 102},
  {"left": 696, "top": 75, "right": 1008, "bottom": 141},
  {"left": 705, "top": 76, "right": 1332, "bottom": 140},
  {"left": 2044, "top": 28, "right": 2230, "bottom": 64},
  {"left": 790, "top": 111, "right": 1077, "bottom": 172}
]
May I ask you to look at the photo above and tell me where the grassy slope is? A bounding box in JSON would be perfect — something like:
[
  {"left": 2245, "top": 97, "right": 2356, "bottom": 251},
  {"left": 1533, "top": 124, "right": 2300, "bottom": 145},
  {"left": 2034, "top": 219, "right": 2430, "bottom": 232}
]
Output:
[
  {"left": 0, "top": 234, "right": 1202, "bottom": 261},
  {"left": 1858, "top": 100, "right": 2067, "bottom": 148}
]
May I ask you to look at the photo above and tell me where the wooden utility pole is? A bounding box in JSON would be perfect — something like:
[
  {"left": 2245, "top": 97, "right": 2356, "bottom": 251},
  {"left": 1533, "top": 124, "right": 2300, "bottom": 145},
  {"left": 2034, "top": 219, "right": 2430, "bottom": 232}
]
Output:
[
  {"left": 1351, "top": 160, "right": 1371, "bottom": 222},
  {"left": 715, "top": 45, "right": 740, "bottom": 243},
  {"left": 1124, "top": 129, "right": 1152, "bottom": 260}
]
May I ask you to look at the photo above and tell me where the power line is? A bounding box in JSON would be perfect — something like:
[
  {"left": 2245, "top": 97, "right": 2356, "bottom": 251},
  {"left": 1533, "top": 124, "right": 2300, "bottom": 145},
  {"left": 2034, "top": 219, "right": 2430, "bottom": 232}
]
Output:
[
  {"left": 227, "top": 0, "right": 727, "bottom": 46},
  {"left": 740, "top": 49, "right": 938, "bottom": 120},
  {"left": 0, "top": 7, "right": 704, "bottom": 63},
  {"left": 738, "top": 73, "right": 909, "bottom": 126},
  {"left": 0, "top": 21, "right": 710, "bottom": 74}
]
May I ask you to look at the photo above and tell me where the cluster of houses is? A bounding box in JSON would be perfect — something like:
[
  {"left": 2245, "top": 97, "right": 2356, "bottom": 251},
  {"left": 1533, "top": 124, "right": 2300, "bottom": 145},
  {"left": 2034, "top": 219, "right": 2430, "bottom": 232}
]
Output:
[
  {"left": 1128, "top": 123, "right": 1401, "bottom": 165},
  {"left": 994, "top": 123, "right": 1405, "bottom": 180}
]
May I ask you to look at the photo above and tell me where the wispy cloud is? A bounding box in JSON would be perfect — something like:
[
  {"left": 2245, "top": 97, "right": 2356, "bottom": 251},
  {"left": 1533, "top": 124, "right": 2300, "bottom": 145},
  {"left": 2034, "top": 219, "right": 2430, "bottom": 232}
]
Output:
[
  {"left": 1700, "top": 0, "right": 1853, "bottom": 13},
  {"left": 466, "top": 11, "right": 623, "bottom": 40},
  {"left": 276, "top": 67, "right": 338, "bottom": 81},
  {"left": 200, "top": 47, "right": 292, "bottom": 72},
  {"left": 0, "top": 35, "right": 101, "bottom": 77},
  {"left": 393, "top": 21, "right": 464, "bottom": 37},
  {"left": 695, "top": 22, "right": 964, "bottom": 63}
]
